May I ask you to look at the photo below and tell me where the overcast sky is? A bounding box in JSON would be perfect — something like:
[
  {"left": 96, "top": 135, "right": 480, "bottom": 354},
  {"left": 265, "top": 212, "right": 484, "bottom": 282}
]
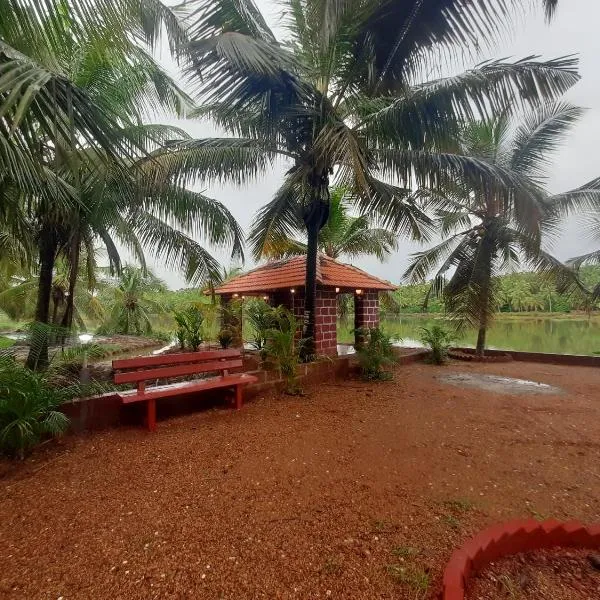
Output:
[{"left": 152, "top": 0, "right": 600, "bottom": 289}]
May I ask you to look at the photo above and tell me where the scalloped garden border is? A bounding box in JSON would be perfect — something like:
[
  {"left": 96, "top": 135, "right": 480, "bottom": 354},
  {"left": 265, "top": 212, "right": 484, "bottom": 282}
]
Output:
[{"left": 442, "top": 519, "right": 600, "bottom": 600}]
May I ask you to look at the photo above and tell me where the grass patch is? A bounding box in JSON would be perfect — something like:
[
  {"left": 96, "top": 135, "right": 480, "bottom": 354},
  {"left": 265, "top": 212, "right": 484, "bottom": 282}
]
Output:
[
  {"left": 0, "top": 336, "right": 15, "bottom": 349},
  {"left": 442, "top": 514, "right": 461, "bottom": 530},
  {"left": 391, "top": 545, "right": 420, "bottom": 559},
  {"left": 442, "top": 498, "right": 475, "bottom": 513},
  {"left": 370, "top": 519, "right": 398, "bottom": 534},
  {"left": 320, "top": 557, "right": 343, "bottom": 576},
  {"left": 526, "top": 505, "right": 547, "bottom": 521},
  {"left": 386, "top": 564, "right": 430, "bottom": 597}
]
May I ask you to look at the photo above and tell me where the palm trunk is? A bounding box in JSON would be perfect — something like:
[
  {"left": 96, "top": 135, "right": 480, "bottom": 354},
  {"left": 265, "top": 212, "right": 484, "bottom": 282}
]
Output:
[
  {"left": 61, "top": 235, "right": 81, "bottom": 331},
  {"left": 476, "top": 326, "right": 486, "bottom": 356},
  {"left": 300, "top": 176, "right": 330, "bottom": 361},
  {"left": 26, "top": 227, "right": 57, "bottom": 370},
  {"left": 302, "top": 216, "right": 320, "bottom": 358}
]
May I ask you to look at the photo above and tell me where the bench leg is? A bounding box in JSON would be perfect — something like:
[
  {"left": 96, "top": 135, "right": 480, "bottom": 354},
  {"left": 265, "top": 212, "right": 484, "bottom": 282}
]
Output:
[
  {"left": 235, "top": 385, "right": 243, "bottom": 410},
  {"left": 147, "top": 399, "right": 156, "bottom": 432}
]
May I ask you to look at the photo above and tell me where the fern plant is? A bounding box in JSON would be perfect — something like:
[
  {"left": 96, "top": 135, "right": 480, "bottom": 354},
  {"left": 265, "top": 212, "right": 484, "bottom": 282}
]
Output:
[
  {"left": 355, "top": 328, "right": 396, "bottom": 381},
  {"left": 420, "top": 325, "right": 455, "bottom": 365}
]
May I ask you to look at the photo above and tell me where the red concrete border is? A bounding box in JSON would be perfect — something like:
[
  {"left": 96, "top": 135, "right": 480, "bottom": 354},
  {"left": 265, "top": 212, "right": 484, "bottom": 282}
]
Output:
[
  {"left": 453, "top": 347, "right": 600, "bottom": 367},
  {"left": 442, "top": 519, "right": 600, "bottom": 600}
]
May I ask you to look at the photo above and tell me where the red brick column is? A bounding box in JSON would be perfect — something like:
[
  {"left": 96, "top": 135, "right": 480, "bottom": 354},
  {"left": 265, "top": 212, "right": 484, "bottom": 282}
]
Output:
[
  {"left": 354, "top": 291, "right": 379, "bottom": 348},
  {"left": 315, "top": 287, "right": 337, "bottom": 356}
]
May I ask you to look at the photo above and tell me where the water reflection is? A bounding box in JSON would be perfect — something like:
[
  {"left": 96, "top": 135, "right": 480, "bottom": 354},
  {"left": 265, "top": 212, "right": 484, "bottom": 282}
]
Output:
[{"left": 338, "top": 316, "right": 600, "bottom": 356}]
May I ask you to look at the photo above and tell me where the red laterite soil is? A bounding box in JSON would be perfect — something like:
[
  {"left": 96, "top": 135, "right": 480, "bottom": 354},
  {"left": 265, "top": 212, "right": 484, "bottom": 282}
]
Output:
[{"left": 1, "top": 361, "right": 599, "bottom": 599}]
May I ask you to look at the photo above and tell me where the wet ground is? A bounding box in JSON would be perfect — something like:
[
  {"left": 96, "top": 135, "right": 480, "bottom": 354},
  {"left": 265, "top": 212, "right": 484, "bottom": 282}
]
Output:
[{"left": 440, "top": 373, "right": 564, "bottom": 395}]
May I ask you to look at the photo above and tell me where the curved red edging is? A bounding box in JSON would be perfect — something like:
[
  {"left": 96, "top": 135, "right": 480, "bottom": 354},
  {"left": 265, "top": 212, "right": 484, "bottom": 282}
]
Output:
[{"left": 442, "top": 519, "right": 600, "bottom": 600}]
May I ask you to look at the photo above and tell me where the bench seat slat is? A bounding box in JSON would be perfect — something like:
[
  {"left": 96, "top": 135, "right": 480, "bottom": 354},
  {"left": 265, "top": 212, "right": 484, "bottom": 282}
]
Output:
[
  {"left": 113, "top": 349, "right": 241, "bottom": 370},
  {"left": 114, "top": 359, "right": 243, "bottom": 384},
  {"left": 117, "top": 373, "right": 258, "bottom": 404}
]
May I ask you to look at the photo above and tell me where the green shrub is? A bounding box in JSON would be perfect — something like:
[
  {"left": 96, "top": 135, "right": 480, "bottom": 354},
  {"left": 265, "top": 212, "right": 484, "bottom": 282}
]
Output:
[
  {"left": 0, "top": 336, "right": 15, "bottom": 349},
  {"left": 246, "top": 299, "right": 277, "bottom": 350},
  {"left": 0, "top": 355, "right": 72, "bottom": 458},
  {"left": 218, "top": 327, "right": 235, "bottom": 349},
  {"left": 264, "top": 307, "right": 302, "bottom": 395},
  {"left": 173, "top": 306, "right": 204, "bottom": 351},
  {"left": 355, "top": 328, "right": 396, "bottom": 381},
  {"left": 419, "top": 325, "right": 455, "bottom": 365}
]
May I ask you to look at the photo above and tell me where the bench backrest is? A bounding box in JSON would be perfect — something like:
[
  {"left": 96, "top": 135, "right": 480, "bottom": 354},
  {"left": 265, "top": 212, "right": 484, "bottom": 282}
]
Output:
[{"left": 113, "top": 349, "right": 243, "bottom": 389}]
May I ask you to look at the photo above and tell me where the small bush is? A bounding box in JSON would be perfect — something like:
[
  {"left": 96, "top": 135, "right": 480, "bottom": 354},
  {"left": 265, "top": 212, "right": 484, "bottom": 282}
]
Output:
[
  {"left": 0, "top": 336, "right": 15, "bottom": 349},
  {"left": 355, "top": 328, "right": 396, "bottom": 381},
  {"left": 264, "top": 307, "right": 303, "bottom": 395},
  {"left": 246, "top": 299, "right": 277, "bottom": 350},
  {"left": 174, "top": 306, "right": 204, "bottom": 351},
  {"left": 0, "top": 355, "right": 71, "bottom": 458},
  {"left": 218, "top": 327, "right": 235, "bottom": 349},
  {"left": 419, "top": 325, "right": 455, "bottom": 365}
]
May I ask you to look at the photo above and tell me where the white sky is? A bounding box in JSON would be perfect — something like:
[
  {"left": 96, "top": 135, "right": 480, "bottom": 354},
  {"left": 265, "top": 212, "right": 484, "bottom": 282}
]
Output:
[{"left": 151, "top": 0, "right": 600, "bottom": 289}]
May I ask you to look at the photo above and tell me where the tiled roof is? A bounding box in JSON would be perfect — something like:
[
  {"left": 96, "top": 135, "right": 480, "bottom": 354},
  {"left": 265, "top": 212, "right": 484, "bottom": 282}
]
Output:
[{"left": 214, "top": 255, "right": 396, "bottom": 295}]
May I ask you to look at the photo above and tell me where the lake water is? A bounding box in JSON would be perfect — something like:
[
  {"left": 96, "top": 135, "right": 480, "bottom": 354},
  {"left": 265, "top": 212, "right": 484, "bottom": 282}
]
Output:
[{"left": 338, "top": 315, "right": 600, "bottom": 356}]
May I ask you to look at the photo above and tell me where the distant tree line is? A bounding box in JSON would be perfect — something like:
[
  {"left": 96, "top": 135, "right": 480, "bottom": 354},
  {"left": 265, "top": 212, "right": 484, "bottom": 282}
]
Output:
[{"left": 389, "top": 266, "right": 600, "bottom": 315}]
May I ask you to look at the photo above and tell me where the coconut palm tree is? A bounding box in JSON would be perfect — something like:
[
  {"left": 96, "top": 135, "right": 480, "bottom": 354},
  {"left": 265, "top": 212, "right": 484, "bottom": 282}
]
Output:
[
  {"left": 99, "top": 265, "right": 167, "bottom": 336},
  {"left": 262, "top": 186, "right": 398, "bottom": 261},
  {"left": 404, "top": 103, "right": 600, "bottom": 355},
  {"left": 0, "top": 1, "right": 245, "bottom": 368},
  {"left": 157, "top": 0, "right": 574, "bottom": 357}
]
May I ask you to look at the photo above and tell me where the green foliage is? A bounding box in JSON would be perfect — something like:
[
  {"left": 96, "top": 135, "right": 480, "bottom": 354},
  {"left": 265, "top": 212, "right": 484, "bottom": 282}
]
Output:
[
  {"left": 246, "top": 299, "right": 277, "bottom": 350},
  {"left": 262, "top": 186, "right": 398, "bottom": 262},
  {"left": 0, "top": 336, "right": 15, "bottom": 349},
  {"left": 218, "top": 327, "right": 235, "bottom": 349},
  {"left": 393, "top": 266, "right": 600, "bottom": 315},
  {"left": 173, "top": 306, "right": 204, "bottom": 351},
  {"left": 0, "top": 355, "right": 71, "bottom": 458},
  {"left": 100, "top": 266, "right": 166, "bottom": 336},
  {"left": 355, "top": 328, "right": 396, "bottom": 381},
  {"left": 420, "top": 325, "right": 455, "bottom": 365},
  {"left": 264, "top": 307, "right": 302, "bottom": 395}
]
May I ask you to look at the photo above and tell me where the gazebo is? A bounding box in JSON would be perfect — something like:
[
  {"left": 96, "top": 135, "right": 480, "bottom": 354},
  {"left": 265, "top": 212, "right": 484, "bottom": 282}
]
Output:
[{"left": 214, "top": 255, "right": 396, "bottom": 356}]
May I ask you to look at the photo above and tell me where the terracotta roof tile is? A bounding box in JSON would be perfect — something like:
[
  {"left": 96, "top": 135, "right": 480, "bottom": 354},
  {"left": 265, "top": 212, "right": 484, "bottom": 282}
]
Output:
[{"left": 214, "top": 255, "right": 396, "bottom": 295}]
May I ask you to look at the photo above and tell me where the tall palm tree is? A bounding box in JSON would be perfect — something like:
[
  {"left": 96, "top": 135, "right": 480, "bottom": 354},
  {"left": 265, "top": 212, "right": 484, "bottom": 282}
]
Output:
[
  {"left": 550, "top": 176, "right": 600, "bottom": 303},
  {"left": 99, "top": 265, "right": 167, "bottom": 336},
  {"left": 156, "top": 0, "right": 573, "bottom": 357},
  {"left": 0, "top": 1, "right": 245, "bottom": 367},
  {"left": 262, "top": 186, "right": 398, "bottom": 261},
  {"left": 404, "top": 103, "right": 600, "bottom": 355}
]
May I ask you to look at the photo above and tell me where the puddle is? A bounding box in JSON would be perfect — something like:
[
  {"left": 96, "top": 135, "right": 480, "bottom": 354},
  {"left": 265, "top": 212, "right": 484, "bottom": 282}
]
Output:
[{"left": 440, "top": 373, "right": 563, "bottom": 395}]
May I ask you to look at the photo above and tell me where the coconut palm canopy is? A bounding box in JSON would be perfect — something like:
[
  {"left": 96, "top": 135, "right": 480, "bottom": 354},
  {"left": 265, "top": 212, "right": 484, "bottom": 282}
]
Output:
[
  {"left": 0, "top": 0, "right": 247, "bottom": 368},
  {"left": 261, "top": 186, "right": 398, "bottom": 261},
  {"left": 156, "top": 0, "right": 572, "bottom": 356},
  {"left": 403, "top": 102, "right": 600, "bottom": 354}
]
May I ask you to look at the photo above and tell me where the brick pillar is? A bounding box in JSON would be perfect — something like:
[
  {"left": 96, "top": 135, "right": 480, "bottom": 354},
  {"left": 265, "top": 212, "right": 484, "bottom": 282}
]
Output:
[
  {"left": 314, "top": 286, "right": 338, "bottom": 356},
  {"left": 354, "top": 291, "right": 379, "bottom": 348},
  {"left": 220, "top": 294, "right": 243, "bottom": 347}
]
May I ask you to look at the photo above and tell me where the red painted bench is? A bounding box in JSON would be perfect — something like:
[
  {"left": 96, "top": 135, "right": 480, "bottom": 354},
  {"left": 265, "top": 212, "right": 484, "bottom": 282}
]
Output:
[{"left": 112, "top": 349, "right": 258, "bottom": 431}]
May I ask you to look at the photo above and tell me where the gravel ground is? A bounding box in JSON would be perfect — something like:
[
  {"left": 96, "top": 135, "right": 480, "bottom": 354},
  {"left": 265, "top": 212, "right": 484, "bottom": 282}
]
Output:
[
  {"left": 1, "top": 360, "right": 599, "bottom": 599},
  {"left": 467, "top": 548, "right": 600, "bottom": 599}
]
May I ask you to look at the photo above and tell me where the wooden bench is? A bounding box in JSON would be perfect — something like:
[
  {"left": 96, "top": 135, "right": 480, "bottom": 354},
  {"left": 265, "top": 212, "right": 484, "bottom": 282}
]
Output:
[{"left": 112, "top": 349, "right": 258, "bottom": 431}]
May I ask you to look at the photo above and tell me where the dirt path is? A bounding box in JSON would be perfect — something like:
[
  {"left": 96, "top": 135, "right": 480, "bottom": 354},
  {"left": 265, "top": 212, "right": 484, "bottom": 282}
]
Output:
[{"left": 1, "top": 361, "right": 599, "bottom": 599}]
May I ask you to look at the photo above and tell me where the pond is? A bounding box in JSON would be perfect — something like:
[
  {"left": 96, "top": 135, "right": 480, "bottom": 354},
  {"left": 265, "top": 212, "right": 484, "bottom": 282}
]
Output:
[{"left": 338, "top": 315, "right": 600, "bottom": 356}]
